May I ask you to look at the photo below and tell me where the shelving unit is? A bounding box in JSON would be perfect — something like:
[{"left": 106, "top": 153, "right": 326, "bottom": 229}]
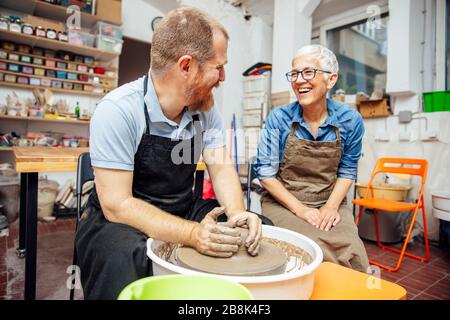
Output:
[
  {"left": 0, "top": 57, "right": 116, "bottom": 80},
  {"left": 0, "top": 29, "right": 119, "bottom": 61},
  {"left": 1, "top": 0, "right": 110, "bottom": 29},
  {"left": 0, "top": 80, "right": 104, "bottom": 96},
  {"left": 0, "top": 1, "right": 119, "bottom": 159}
]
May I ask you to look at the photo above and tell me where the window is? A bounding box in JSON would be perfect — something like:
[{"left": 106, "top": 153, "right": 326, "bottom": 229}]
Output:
[{"left": 327, "top": 14, "right": 389, "bottom": 97}]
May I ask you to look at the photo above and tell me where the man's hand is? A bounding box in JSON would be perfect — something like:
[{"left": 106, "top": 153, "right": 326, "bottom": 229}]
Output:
[
  {"left": 295, "top": 207, "right": 321, "bottom": 228},
  {"left": 190, "top": 207, "right": 242, "bottom": 257},
  {"left": 318, "top": 206, "right": 341, "bottom": 231},
  {"left": 224, "top": 211, "right": 262, "bottom": 256}
]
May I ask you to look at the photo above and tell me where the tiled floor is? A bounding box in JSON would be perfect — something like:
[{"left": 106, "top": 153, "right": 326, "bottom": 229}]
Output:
[{"left": 0, "top": 217, "right": 449, "bottom": 300}]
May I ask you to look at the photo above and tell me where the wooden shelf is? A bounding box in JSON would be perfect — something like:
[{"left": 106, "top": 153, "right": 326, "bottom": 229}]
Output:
[
  {"left": 2, "top": 47, "right": 117, "bottom": 71},
  {"left": 0, "top": 29, "right": 119, "bottom": 62},
  {"left": 0, "top": 0, "right": 118, "bottom": 29},
  {"left": 2, "top": 69, "right": 98, "bottom": 85},
  {"left": 0, "top": 80, "right": 104, "bottom": 97},
  {"left": 0, "top": 57, "right": 117, "bottom": 80},
  {"left": 0, "top": 114, "right": 90, "bottom": 125}
]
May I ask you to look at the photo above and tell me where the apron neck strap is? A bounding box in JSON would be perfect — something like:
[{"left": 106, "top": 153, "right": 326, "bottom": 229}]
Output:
[
  {"left": 143, "top": 74, "right": 151, "bottom": 135},
  {"left": 290, "top": 121, "right": 341, "bottom": 141},
  {"left": 143, "top": 76, "right": 203, "bottom": 136}
]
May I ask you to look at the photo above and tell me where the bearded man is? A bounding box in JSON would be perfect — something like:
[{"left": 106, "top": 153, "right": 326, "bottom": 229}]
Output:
[{"left": 76, "top": 7, "right": 265, "bottom": 300}]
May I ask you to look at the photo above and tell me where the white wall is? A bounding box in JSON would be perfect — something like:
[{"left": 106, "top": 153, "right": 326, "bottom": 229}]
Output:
[{"left": 121, "top": 0, "right": 166, "bottom": 43}]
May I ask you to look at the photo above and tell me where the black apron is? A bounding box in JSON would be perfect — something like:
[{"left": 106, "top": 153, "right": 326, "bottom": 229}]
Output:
[{"left": 75, "top": 75, "right": 220, "bottom": 300}]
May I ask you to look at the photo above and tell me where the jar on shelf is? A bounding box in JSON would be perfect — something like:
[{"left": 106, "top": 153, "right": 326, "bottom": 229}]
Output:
[
  {"left": 22, "top": 23, "right": 34, "bottom": 35},
  {"left": 0, "top": 16, "right": 9, "bottom": 31},
  {"left": 9, "top": 17, "right": 22, "bottom": 33},
  {"left": 58, "top": 31, "right": 68, "bottom": 42},
  {"left": 35, "top": 26, "right": 46, "bottom": 38},
  {"left": 46, "top": 28, "right": 57, "bottom": 40}
]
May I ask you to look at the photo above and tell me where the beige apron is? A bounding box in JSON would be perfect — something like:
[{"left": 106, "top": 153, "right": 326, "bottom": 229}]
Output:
[{"left": 261, "top": 122, "right": 369, "bottom": 272}]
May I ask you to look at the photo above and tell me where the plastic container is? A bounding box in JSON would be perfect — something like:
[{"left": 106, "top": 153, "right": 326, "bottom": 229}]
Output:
[
  {"left": 17, "top": 76, "right": 29, "bottom": 84},
  {"left": 93, "top": 21, "right": 123, "bottom": 40},
  {"left": 67, "top": 63, "right": 77, "bottom": 71},
  {"left": 5, "top": 74, "right": 16, "bottom": 83},
  {"left": 243, "top": 73, "right": 271, "bottom": 94},
  {"left": 56, "top": 71, "right": 67, "bottom": 79},
  {"left": 423, "top": 91, "right": 450, "bottom": 112},
  {"left": 63, "top": 82, "right": 73, "bottom": 90},
  {"left": 243, "top": 92, "right": 269, "bottom": 111},
  {"left": 0, "top": 49, "right": 7, "bottom": 59},
  {"left": 38, "top": 178, "right": 59, "bottom": 220},
  {"left": 68, "top": 30, "right": 95, "bottom": 47},
  {"left": 41, "top": 78, "right": 51, "bottom": 87},
  {"left": 95, "top": 35, "right": 123, "bottom": 53},
  {"left": 432, "top": 207, "right": 450, "bottom": 222},
  {"left": 67, "top": 73, "right": 78, "bottom": 80},
  {"left": 30, "top": 78, "right": 40, "bottom": 86},
  {"left": 22, "top": 66, "right": 33, "bottom": 74},
  {"left": 118, "top": 274, "right": 253, "bottom": 300},
  {"left": 56, "top": 61, "right": 67, "bottom": 69},
  {"left": 17, "top": 45, "right": 31, "bottom": 54},
  {"left": 0, "top": 176, "right": 20, "bottom": 223},
  {"left": 242, "top": 111, "right": 262, "bottom": 127},
  {"left": 34, "top": 68, "right": 45, "bottom": 76},
  {"left": 8, "top": 64, "right": 20, "bottom": 72},
  {"left": 51, "top": 80, "right": 62, "bottom": 89},
  {"left": 147, "top": 225, "right": 323, "bottom": 300},
  {"left": 45, "top": 60, "right": 56, "bottom": 68},
  {"left": 20, "top": 55, "right": 32, "bottom": 63},
  {"left": 431, "top": 192, "right": 450, "bottom": 212},
  {"left": 33, "top": 57, "right": 43, "bottom": 65},
  {"left": 8, "top": 53, "right": 19, "bottom": 61}
]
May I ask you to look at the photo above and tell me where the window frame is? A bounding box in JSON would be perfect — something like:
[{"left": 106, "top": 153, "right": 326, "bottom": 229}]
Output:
[{"left": 318, "top": 6, "right": 389, "bottom": 96}]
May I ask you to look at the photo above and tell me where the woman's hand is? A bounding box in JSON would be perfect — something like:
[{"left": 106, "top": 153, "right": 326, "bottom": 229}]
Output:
[
  {"left": 295, "top": 206, "right": 321, "bottom": 228},
  {"left": 318, "top": 206, "right": 341, "bottom": 231}
]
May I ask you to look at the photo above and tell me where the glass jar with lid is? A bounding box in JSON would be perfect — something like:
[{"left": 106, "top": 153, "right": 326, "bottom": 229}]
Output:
[
  {"left": 46, "top": 28, "right": 57, "bottom": 40},
  {"left": 57, "top": 31, "right": 68, "bottom": 42},
  {"left": 35, "top": 26, "right": 46, "bottom": 37},
  {"left": 22, "top": 23, "right": 34, "bottom": 35},
  {"left": 9, "top": 17, "right": 22, "bottom": 33},
  {"left": 0, "top": 16, "right": 9, "bottom": 31}
]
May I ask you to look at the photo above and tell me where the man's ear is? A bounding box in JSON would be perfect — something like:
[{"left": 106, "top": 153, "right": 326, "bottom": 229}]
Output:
[
  {"left": 327, "top": 73, "right": 338, "bottom": 90},
  {"left": 178, "top": 55, "right": 193, "bottom": 78}
]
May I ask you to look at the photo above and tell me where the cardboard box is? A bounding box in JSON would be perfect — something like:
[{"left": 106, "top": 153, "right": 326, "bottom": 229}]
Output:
[
  {"left": 271, "top": 91, "right": 291, "bottom": 108},
  {"left": 358, "top": 99, "right": 392, "bottom": 118},
  {"left": 96, "top": 0, "right": 122, "bottom": 26},
  {"left": 22, "top": 15, "right": 65, "bottom": 33}
]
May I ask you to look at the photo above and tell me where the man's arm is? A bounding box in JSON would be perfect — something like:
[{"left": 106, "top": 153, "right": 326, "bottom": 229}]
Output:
[
  {"left": 203, "top": 146, "right": 262, "bottom": 255},
  {"left": 94, "top": 167, "right": 240, "bottom": 257}
]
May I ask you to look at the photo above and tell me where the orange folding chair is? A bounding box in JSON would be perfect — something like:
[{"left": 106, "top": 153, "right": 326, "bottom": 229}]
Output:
[{"left": 352, "top": 158, "right": 431, "bottom": 272}]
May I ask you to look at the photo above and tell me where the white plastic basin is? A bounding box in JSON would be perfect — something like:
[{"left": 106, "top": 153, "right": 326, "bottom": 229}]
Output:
[
  {"left": 431, "top": 192, "right": 450, "bottom": 212},
  {"left": 432, "top": 207, "right": 450, "bottom": 222},
  {"left": 147, "top": 225, "right": 323, "bottom": 300}
]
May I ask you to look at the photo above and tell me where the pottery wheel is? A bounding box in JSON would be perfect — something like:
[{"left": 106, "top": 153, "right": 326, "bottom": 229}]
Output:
[{"left": 176, "top": 237, "right": 288, "bottom": 276}]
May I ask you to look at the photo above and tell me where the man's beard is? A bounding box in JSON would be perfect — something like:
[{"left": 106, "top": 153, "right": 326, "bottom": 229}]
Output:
[{"left": 185, "top": 72, "right": 216, "bottom": 112}]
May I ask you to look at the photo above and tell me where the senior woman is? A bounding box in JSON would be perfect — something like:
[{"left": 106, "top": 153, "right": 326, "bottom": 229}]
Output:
[{"left": 254, "top": 45, "right": 369, "bottom": 272}]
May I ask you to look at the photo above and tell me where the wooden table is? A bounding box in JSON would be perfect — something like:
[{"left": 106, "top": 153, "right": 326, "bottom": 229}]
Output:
[
  {"left": 13, "top": 147, "right": 206, "bottom": 300},
  {"left": 310, "top": 262, "right": 407, "bottom": 300}
]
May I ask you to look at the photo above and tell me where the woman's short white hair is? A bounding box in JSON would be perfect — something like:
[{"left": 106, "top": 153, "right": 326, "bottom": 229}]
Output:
[{"left": 293, "top": 44, "right": 339, "bottom": 74}]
